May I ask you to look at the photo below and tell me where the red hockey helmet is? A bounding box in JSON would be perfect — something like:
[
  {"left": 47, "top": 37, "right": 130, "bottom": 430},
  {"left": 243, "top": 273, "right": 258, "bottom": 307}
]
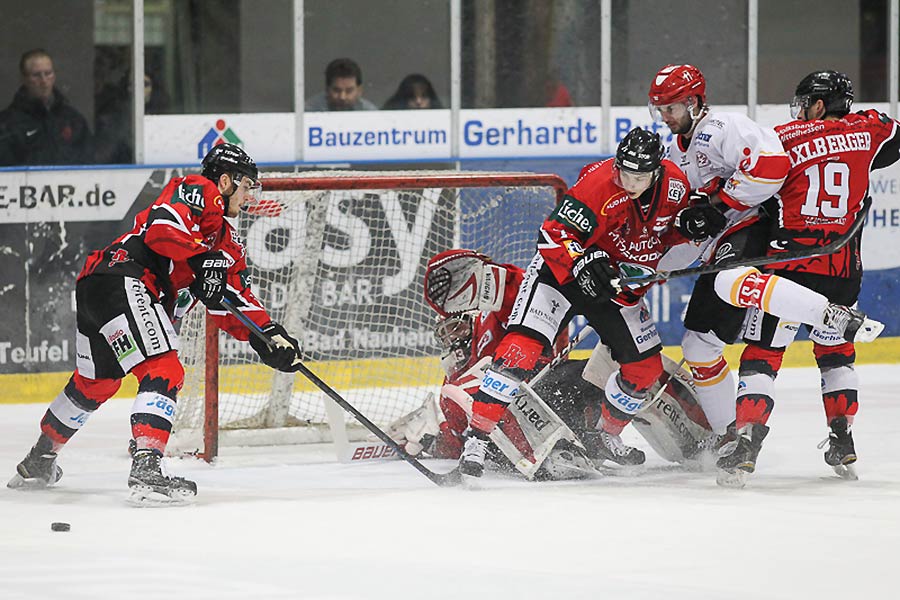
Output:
[{"left": 648, "top": 64, "right": 706, "bottom": 106}]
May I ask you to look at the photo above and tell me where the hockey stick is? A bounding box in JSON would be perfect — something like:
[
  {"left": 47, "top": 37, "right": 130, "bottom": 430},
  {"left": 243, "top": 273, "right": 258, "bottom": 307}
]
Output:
[
  {"left": 639, "top": 357, "right": 687, "bottom": 412},
  {"left": 219, "top": 299, "right": 461, "bottom": 487},
  {"left": 615, "top": 196, "right": 872, "bottom": 287}
]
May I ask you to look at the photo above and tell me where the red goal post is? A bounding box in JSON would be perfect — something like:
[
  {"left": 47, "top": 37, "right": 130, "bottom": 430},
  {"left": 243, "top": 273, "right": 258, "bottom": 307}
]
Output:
[{"left": 171, "top": 170, "right": 568, "bottom": 461}]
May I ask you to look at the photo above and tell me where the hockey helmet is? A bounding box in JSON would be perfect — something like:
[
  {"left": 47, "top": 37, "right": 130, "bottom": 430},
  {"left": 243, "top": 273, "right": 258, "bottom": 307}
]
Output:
[
  {"left": 616, "top": 127, "right": 664, "bottom": 173},
  {"left": 201, "top": 143, "right": 259, "bottom": 186},
  {"left": 790, "top": 70, "right": 853, "bottom": 119},
  {"left": 434, "top": 313, "right": 476, "bottom": 379},
  {"left": 615, "top": 128, "right": 663, "bottom": 197},
  {"left": 648, "top": 64, "right": 707, "bottom": 106}
]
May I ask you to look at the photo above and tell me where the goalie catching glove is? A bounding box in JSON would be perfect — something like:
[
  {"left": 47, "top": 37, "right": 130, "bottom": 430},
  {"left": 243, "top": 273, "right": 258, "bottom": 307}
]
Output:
[
  {"left": 248, "top": 321, "right": 303, "bottom": 372},
  {"left": 674, "top": 192, "right": 728, "bottom": 241},
  {"left": 424, "top": 249, "right": 507, "bottom": 316},
  {"left": 572, "top": 248, "right": 619, "bottom": 301},
  {"left": 187, "top": 251, "right": 230, "bottom": 308}
]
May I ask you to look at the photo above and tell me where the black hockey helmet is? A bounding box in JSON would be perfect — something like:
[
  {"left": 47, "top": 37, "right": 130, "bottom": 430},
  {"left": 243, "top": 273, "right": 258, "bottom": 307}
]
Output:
[
  {"left": 615, "top": 127, "right": 664, "bottom": 173},
  {"left": 201, "top": 143, "right": 259, "bottom": 185},
  {"left": 791, "top": 70, "right": 854, "bottom": 119}
]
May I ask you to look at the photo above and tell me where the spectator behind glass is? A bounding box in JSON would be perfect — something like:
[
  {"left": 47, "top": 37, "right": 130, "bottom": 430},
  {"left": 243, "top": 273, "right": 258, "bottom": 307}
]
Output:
[
  {"left": 0, "top": 48, "right": 92, "bottom": 166},
  {"left": 94, "top": 72, "right": 171, "bottom": 164},
  {"left": 382, "top": 74, "right": 443, "bottom": 110},
  {"left": 306, "top": 58, "right": 377, "bottom": 112},
  {"left": 144, "top": 72, "right": 169, "bottom": 114}
]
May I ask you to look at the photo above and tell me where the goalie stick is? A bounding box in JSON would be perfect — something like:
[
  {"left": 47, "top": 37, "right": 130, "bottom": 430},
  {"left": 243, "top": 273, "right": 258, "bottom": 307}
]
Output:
[
  {"left": 218, "top": 299, "right": 461, "bottom": 487},
  {"left": 614, "top": 196, "right": 872, "bottom": 287}
]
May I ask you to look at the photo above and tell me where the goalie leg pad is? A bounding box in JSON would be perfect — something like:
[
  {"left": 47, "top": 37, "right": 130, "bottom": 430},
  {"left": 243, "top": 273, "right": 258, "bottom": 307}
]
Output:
[{"left": 471, "top": 334, "right": 546, "bottom": 432}]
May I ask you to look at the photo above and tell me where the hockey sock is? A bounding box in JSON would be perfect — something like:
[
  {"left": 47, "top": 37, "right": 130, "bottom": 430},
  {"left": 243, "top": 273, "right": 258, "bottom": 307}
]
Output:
[
  {"left": 814, "top": 344, "right": 859, "bottom": 425},
  {"left": 685, "top": 357, "right": 735, "bottom": 434},
  {"left": 599, "top": 371, "right": 653, "bottom": 434},
  {"left": 715, "top": 267, "right": 830, "bottom": 325},
  {"left": 470, "top": 392, "right": 508, "bottom": 434},
  {"left": 130, "top": 352, "right": 184, "bottom": 453},
  {"left": 40, "top": 373, "right": 121, "bottom": 452},
  {"left": 735, "top": 372, "right": 776, "bottom": 428}
]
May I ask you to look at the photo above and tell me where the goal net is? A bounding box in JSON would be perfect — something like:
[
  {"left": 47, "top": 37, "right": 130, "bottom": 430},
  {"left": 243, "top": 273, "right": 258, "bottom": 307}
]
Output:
[{"left": 171, "top": 170, "right": 567, "bottom": 460}]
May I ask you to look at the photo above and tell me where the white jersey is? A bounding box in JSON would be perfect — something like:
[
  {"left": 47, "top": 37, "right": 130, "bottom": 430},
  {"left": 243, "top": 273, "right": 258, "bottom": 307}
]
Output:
[{"left": 665, "top": 110, "right": 791, "bottom": 263}]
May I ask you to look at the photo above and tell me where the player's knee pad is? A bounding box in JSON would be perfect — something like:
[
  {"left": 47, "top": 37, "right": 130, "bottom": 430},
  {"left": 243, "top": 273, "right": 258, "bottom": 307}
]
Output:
[
  {"left": 739, "top": 345, "right": 785, "bottom": 378},
  {"left": 619, "top": 354, "right": 663, "bottom": 392},
  {"left": 493, "top": 333, "right": 547, "bottom": 374},
  {"left": 813, "top": 341, "right": 856, "bottom": 369},
  {"left": 131, "top": 351, "right": 185, "bottom": 397}
]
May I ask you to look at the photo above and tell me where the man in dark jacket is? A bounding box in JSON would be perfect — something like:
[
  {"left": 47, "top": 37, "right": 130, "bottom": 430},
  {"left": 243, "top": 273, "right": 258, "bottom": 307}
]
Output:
[{"left": 0, "top": 48, "right": 92, "bottom": 166}]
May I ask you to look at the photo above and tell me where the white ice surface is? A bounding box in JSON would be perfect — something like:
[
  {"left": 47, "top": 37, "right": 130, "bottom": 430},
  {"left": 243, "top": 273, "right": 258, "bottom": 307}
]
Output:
[{"left": 2, "top": 365, "right": 898, "bottom": 600}]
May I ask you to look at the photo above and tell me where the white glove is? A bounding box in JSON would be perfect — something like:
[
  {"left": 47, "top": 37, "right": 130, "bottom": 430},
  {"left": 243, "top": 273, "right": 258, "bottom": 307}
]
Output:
[{"left": 386, "top": 393, "right": 441, "bottom": 456}]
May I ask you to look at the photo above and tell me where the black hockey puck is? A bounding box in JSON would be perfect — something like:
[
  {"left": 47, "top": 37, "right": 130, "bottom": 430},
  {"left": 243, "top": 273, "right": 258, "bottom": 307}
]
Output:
[{"left": 50, "top": 522, "right": 70, "bottom": 532}]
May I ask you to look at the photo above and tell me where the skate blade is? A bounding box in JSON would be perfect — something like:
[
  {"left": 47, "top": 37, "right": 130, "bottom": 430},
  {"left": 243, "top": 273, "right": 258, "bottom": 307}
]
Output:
[
  {"left": 6, "top": 472, "right": 59, "bottom": 490},
  {"left": 716, "top": 469, "right": 747, "bottom": 489},
  {"left": 855, "top": 319, "right": 884, "bottom": 343},
  {"left": 592, "top": 460, "right": 644, "bottom": 477},
  {"left": 832, "top": 463, "right": 859, "bottom": 481},
  {"left": 460, "top": 472, "right": 484, "bottom": 490},
  {"left": 7, "top": 473, "right": 47, "bottom": 490},
  {"left": 126, "top": 484, "right": 196, "bottom": 507}
]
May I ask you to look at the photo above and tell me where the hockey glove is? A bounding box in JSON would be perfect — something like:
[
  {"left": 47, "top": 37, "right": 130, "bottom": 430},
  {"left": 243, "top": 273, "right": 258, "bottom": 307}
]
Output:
[
  {"left": 674, "top": 197, "right": 727, "bottom": 241},
  {"left": 249, "top": 321, "right": 302, "bottom": 372},
  {"left": 187, "top": 251, "right": 229, "bottom": 308},
  {"left": 572, "top": 248, "right": 619, "bottom": 301}
]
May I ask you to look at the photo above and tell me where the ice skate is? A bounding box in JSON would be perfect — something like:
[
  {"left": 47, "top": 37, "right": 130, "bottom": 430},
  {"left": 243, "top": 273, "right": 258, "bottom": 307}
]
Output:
[
  {"left": 7, "top": 444, "right": 63, "bottom": 490},
  {"left": 127, "top": 449, "right": 197, "bottom": 505},
  {"left": 823, "top": 304, "right": 884, "bottom": 343},
  {"left": 583, "top": 429, "right": 646, "bottom": 468},
  {"left": 716, "top": 423, "right": 769, "bottom": 488},
  {"left": 685, "top": 422, "right": 738, "bottom": 462},
  {"left": 818, "top": 416, "right": 858, "bottom": 481},
  {"left": 534, "top": 440, "right": 599, "bottom": 481},
  {"left": 459, "top": 429, "right": 489, "bottom": 484}
]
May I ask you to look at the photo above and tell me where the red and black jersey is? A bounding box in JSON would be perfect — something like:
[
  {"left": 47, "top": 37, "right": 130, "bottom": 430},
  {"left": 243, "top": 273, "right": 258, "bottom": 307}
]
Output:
[
  {"left": 769, "top": 109, "right": 900, "bottom": 277},
  {"left": 537, "top": 158, "right": 692, "bottom": 296},
  {"left": 79, "top": 174, "right": 271, "bottom": 341}
]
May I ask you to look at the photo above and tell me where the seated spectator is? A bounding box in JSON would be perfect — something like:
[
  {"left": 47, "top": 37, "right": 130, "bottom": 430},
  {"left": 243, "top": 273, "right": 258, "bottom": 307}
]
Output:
[
  {"left": 0, "top": 48, "right": 92, "bottom": 166},
  {"left": 382, "top": 74, "right": 443, "bottom": 110},
  {"left": 305, "top": 58, "right": 377, "bottom": 112}
]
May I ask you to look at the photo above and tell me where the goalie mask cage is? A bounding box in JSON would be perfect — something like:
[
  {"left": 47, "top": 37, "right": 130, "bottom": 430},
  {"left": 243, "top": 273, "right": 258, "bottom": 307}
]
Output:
[{"left": 171, "top": 170, "right": 567, "bottom": 461}]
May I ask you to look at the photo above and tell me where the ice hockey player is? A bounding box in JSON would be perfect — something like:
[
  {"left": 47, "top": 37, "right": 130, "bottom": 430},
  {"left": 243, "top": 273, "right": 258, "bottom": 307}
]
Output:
[
  {"left": 716, "top": 70, "right": 900, "bottom": 486},
  {"left": 390, "top": 249, "right": 716, "bottom": 478},
  {"left": 7, "top": 143, "right": 302, "bottom": 503},
  {"left": 647, "top": 64, "right": 884, "bottom": 450},
  {"left": 452, "top": 127, "right": 714, "bottom": 482}
]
